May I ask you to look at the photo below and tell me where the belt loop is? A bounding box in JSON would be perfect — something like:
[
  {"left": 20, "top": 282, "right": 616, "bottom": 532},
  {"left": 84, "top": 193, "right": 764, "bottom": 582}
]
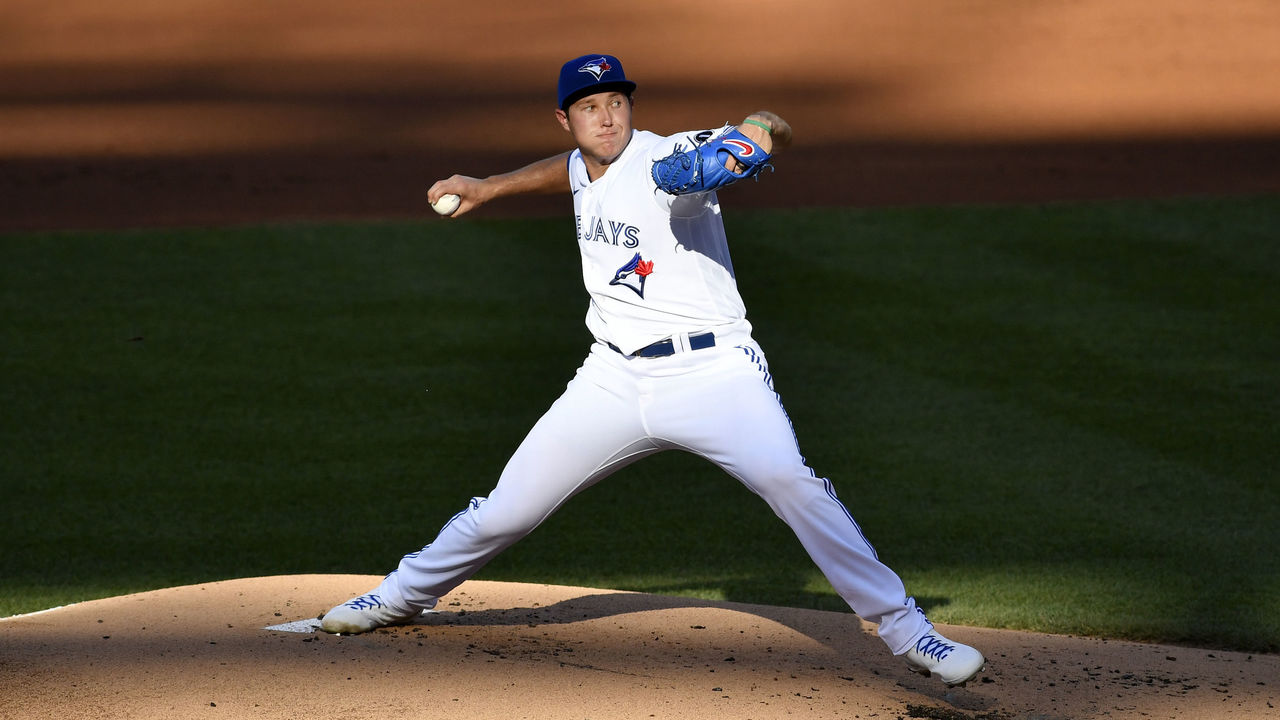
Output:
[{"left": 674, "top": 332, "right": 690, "bottom": 353}]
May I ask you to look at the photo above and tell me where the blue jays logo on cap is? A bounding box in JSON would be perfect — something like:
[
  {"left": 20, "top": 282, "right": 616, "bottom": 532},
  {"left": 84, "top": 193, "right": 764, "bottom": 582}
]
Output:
[
  {"left": 578, "top": 56, "right": 613, "bottom": 81},
  {"left": 558, "top": 53, "right": 637, "bottom": 110}
]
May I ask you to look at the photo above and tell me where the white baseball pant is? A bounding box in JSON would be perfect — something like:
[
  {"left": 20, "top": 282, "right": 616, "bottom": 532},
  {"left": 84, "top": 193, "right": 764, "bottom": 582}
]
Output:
[{"left": 370, "top": 334, "right": 932, "bottom": 654}]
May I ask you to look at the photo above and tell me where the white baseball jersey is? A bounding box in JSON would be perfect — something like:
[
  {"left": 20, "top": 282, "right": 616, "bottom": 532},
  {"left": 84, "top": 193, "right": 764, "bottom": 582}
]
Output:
[{"left": 569, "top": 127, "right": 753, "bottom": 355}]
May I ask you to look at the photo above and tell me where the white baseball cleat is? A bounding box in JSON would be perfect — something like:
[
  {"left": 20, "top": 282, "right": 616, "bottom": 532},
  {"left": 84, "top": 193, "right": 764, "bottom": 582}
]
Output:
[
  {"left": 902, "top": 631, "right": 986, "bottom": 687},
  {"left": 320, "top": 593, "right": 419, "bottom": 634}
]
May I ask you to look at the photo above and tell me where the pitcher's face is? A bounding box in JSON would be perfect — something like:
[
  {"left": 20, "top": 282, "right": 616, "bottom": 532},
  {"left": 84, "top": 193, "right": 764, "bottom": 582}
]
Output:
[{"left": 557, "top": 91, "right": 634, "bottom": 176}]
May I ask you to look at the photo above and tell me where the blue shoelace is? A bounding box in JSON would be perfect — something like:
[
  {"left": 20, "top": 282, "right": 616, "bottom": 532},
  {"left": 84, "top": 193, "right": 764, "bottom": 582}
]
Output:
[
  {"left": 344, "top": 594, "right": 384, "bottom": 611},
  {"left": 914, "top": 634, "right": 955, "bottom": 661}
]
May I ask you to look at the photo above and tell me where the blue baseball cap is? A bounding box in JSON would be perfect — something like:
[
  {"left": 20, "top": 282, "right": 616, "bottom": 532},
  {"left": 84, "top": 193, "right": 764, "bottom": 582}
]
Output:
[{"left": 557, "top": 54, "right": 636, "bottom": 110}]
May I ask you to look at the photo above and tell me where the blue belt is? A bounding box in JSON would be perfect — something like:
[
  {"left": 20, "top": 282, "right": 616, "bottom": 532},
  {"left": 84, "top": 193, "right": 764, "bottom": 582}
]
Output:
[{"left": 608, "top": 331, "right": 716, "bottom": 358}]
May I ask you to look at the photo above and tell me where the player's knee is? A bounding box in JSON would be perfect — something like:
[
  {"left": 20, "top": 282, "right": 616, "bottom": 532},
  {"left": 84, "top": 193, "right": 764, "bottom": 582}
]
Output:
[
  {"left": 470, "top": 503, "right": 543, "bottom": 543},
  {"left": 745, "top": 465, "right": 823, "bottom": 503}
]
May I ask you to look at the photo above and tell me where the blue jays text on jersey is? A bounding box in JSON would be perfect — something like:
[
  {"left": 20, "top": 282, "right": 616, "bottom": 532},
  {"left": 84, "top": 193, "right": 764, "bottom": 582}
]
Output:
[{"left": 575, "top": 214, "right": 641, "bottom": 248}]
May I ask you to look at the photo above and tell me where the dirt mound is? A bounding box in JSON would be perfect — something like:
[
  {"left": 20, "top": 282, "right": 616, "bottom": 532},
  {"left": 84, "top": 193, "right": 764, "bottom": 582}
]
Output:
[{"left": 1, "top": 576, "right": 1275, "bottom": 719}]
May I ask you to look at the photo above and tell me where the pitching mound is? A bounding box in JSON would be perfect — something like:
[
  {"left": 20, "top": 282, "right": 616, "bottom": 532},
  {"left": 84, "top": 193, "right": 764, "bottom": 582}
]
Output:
[{"left": 1, "top": 576, "right": 1274, "bottom": 719}]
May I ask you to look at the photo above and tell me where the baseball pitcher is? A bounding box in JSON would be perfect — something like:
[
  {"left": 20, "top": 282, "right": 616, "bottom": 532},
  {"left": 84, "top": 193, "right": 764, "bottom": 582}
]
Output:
[{"left": 320, "top": 53, "right": 985, "bottom": 688}]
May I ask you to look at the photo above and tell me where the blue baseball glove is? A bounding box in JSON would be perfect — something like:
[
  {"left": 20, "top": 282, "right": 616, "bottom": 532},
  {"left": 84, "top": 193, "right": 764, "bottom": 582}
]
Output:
[{"left": 651, "top": 126, "right": 773, "bottom": 195}]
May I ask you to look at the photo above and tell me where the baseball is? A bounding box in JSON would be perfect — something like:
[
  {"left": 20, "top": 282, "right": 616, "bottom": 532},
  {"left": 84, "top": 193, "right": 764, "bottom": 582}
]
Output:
[{"left": 431, "top": 193, "right": 461, "bottom": 216}]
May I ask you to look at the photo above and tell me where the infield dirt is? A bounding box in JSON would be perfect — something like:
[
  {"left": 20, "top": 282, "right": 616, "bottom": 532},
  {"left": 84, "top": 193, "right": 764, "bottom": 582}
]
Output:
[
  {"left": 3, "top": 576, "right": 1277, "bottom": 720},
  {"left": 2, "top": 0, "right": 1278, "bottom": 232}
]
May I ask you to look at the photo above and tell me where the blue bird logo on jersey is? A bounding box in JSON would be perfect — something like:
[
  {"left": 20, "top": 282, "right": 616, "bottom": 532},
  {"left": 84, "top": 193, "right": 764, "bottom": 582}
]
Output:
[
  {"left": 610, "top": 252, "right": 654, "bottom": 298},
  {"left": 578, "top": 57, "right": 613, "bottom": 81}
]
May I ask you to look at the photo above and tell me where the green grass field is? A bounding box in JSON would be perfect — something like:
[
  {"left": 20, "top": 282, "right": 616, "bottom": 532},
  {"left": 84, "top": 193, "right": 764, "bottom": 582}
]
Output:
[{"left": 2, "top": 195, "right": 1276, "bottom": 652}]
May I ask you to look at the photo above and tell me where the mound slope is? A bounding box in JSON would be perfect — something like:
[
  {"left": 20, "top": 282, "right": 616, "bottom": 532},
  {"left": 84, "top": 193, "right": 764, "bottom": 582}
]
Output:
[{"left": 1, "top": 576, "right": 1275, "bottom": 719}]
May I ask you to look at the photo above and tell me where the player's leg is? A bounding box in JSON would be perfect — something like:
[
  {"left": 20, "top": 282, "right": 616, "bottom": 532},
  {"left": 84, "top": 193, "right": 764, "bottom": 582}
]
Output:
[
  {"left": 322, "top": 346, "right": 656, "bottom": 632},
  {"left": 648, "top": 344, "right": 926, "bottom": 648},
  {"left": 647, "top": 342, "right": 983, "bottom": 684}
]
